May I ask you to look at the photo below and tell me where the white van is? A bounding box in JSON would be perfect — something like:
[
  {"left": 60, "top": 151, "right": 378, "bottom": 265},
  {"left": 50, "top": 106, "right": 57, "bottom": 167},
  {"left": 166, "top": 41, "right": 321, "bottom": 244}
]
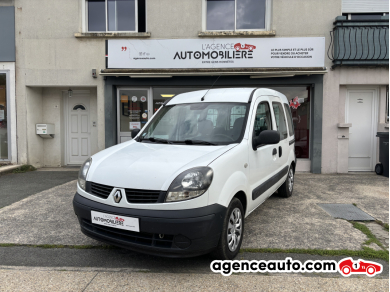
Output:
[{"left": 73, "top": 88, "right": 296, "bottom": 260}]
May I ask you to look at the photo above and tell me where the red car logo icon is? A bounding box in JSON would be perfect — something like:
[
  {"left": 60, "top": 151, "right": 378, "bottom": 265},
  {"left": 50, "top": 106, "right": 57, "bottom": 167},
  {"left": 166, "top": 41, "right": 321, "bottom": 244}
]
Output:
[
  {"left": 338, "top": 258, "right": 382, "bottom": 277},
  {"left": 234, "top": 43, "right": 256, "bottom": 51}
]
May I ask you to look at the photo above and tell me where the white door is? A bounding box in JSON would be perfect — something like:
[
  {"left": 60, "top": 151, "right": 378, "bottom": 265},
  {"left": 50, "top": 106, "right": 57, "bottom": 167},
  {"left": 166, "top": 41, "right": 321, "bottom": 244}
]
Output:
[
  {"left": 66, "top": 94, "right": 91, "bottom": 165},
  {"left": 347, "top": 89, "right": 377, "bottom": 171},
  {"left": 248, "top": 97, "right": 280, "bottom": 212}
]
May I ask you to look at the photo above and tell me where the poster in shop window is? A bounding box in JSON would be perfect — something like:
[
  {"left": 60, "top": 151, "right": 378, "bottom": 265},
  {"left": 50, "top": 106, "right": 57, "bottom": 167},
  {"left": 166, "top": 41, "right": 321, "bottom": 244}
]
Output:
[{"left": 107, "top": 37, "right": 325, "bottom": 69}]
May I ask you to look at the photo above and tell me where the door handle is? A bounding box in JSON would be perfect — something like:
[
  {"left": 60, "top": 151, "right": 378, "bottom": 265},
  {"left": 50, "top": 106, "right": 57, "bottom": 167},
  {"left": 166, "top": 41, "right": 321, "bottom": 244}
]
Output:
[
  {"left": 279, "top": 146, "right": 282, "bottom": 157},
  {"left": 272, "top": 148, "right": 277, "bottom": 155}
]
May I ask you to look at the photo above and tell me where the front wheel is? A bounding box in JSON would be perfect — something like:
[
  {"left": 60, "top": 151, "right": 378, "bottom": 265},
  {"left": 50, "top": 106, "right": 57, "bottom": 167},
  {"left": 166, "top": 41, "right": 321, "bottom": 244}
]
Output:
[
  {"left": 277, "top": 166, "right": 294, "bottom": 198},
  {"left": 211, "top": 198, "right": 244, "bottom": 260}
]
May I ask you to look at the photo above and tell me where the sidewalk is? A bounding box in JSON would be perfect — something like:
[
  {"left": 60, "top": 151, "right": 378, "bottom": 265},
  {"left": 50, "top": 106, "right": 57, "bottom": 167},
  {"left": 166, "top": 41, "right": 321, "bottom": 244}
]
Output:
[{"left": 0, "top": 267, "right": 388, "bottom": 292}]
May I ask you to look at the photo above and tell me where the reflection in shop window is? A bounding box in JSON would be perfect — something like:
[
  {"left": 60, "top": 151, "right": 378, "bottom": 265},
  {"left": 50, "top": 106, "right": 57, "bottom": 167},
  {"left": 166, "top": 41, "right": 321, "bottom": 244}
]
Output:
[
  {"left": 0, "top": 73, "right": 8, "bottom": 160},
  {"left": 270, "top": 87, "right": 310, "bottom": 159}
]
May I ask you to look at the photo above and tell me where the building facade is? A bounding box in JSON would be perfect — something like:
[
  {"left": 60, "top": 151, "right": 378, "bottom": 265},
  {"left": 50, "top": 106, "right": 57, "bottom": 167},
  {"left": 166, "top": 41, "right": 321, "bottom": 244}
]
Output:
[
  {"left": 0, "top": 2, "right": 16, "bottom": 164},
  {"left": 9, "top": 0, "right": 389, "bottom": 173}
]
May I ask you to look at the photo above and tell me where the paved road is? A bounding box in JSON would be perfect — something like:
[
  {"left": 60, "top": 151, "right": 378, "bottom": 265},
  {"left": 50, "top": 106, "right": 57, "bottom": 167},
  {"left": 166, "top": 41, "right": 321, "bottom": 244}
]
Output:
[{"left": 0, "top": 170, "right": 78, "bottom": 208}]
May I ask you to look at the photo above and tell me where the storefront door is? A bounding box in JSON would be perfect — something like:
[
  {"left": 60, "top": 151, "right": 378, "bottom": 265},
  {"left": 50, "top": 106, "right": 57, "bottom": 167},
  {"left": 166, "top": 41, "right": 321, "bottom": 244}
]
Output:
[
  {"left": 117, "top": 88, "right": 152, "bottom": 143},
  {"left": 347, "top": 89, "right": 378, "bottom": 171}
]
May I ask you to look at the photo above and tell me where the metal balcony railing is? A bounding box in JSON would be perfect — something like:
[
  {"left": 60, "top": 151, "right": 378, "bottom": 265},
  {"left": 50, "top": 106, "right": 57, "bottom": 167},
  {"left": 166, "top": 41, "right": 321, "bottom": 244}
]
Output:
[{"left": 328, "top": 16, "right": 389, "bottom": 68}]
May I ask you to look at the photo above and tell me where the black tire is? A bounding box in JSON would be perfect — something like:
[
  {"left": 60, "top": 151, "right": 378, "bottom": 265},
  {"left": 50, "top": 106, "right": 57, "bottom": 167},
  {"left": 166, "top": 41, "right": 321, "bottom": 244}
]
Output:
[
  {"left": 375, "top": 163, "right": 383, "bottom": 175},
  {"left": 277, "top": 165, "right": 294, "bottom": 198},
  {"left": 211, "top": 198, "right": 244, "bottom": 260}
]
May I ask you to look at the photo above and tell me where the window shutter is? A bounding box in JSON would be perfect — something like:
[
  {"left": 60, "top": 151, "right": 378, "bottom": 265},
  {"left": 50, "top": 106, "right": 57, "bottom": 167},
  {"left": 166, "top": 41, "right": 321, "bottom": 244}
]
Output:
[{"left": 342, "top": 0, "right": 389, "bottom": 13}]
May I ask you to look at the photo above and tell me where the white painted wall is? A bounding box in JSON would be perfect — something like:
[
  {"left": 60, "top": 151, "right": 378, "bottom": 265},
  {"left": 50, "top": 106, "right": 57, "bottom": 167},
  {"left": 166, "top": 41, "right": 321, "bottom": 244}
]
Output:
[
  {"left": 15, "top": 0, "right": 105, "bottom": 167},
  {"left": 322, "top": 68, "right": 389, "bottom": 173}
]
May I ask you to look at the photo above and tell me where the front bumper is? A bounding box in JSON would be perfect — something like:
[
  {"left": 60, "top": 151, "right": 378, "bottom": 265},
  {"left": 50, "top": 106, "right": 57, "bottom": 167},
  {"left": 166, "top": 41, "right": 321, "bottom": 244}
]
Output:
[{"left": 73, "top": 193, "right": 227, "bottom": 257}]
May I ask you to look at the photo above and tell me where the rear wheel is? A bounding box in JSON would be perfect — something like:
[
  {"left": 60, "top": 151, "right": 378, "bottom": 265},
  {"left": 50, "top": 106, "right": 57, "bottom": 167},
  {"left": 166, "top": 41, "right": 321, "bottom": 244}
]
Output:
[
  {"left": 211, "top": 198, "right": 244, "bottom": 260},
  {"left": 277, "top": 165, "right": 294, "bottom": 198}
]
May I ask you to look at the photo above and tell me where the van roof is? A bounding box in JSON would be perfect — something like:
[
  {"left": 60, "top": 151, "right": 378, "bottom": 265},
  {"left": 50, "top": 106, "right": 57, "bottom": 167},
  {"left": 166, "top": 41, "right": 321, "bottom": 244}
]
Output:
[{"left": 166, "top": 88, "right": 289, "bottom": 105}]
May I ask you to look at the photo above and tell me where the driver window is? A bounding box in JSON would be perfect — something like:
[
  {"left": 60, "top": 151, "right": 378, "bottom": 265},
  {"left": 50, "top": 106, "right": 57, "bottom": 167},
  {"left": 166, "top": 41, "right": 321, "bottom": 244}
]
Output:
[{"left": 253, "top": 102, "right": 272, "bottom": 137}]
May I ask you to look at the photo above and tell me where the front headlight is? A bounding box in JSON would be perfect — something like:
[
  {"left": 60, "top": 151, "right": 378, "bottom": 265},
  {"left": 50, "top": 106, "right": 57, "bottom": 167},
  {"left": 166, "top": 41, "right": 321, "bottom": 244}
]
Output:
[
  {"left": 78, "top": 157, "right": 92, "bottom": 191},
  {"left": 165, "top": 167, "right": 213, "bottom": 202}
]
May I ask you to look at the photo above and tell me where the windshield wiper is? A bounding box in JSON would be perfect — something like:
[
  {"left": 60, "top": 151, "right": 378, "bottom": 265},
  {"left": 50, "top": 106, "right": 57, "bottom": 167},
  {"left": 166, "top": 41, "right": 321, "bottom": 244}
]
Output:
[
  {"left": 142, "top": 137, "right": 172, "bottom": 144},
  {"left": 184, "top": 140, "right": 217, "bottom": 145}
]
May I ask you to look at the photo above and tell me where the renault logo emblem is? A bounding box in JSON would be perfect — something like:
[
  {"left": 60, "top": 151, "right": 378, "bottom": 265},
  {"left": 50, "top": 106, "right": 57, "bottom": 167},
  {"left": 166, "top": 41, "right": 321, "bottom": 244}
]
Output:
[{"left": 113, "top": 190, "right": 122, "bottom": 203}]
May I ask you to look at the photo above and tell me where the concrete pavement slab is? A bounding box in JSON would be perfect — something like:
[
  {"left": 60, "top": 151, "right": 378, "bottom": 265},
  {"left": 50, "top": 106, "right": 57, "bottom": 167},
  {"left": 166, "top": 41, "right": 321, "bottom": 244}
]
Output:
[
  {"left": 0, "top": 173, "right": 387, "bottom": 252},
  {"left": 0, "top": 268, "right": 388, "bottom": 292},
  {"left": 0, "top": 269, "right": 96, "bottom": 292},
  {"left": 0, "top": 170, "right": 78, "bottom": 208},
  {"left": 244, "top": 173, "right": 388, "bottom": 250}
]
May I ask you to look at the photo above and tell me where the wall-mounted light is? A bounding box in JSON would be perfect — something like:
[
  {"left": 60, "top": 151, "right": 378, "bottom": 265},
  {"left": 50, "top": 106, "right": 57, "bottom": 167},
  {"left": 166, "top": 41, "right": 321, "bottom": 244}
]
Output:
[{"left": 68, "top": 89, "right": 73, "bottom": 98}]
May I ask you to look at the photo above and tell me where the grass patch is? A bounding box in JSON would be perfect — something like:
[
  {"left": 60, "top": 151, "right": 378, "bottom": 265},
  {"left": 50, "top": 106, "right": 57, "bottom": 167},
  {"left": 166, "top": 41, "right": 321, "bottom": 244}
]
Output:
[
  {"left": 240, "top": 248, "right": 389, "bottom": 262},
  {"left": 375, "top": 219, "right": 389, "bottom": 232},
  {"left": 0, "top": 243, "right": 117, "bottom": 250},
  {"left": 12, "top": 165, "right": 36, "bottom": 173},
  {"left": 350, "top": 221, "right": 386, "bottom": 250},
  {"left": 352, "top": 203, "right": 357, "bottom": 207}
]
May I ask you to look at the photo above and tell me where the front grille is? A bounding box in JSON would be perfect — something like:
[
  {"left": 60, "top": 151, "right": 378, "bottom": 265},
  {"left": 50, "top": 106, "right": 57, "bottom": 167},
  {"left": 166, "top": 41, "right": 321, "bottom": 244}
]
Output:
[
  {"left": 125, "top": 189, "right": 166, "bottom": 204},
  {"left": 90, "top": 182, "right": 113, "bottom": 199},
  {"left": 81, "top": 219, "right": 174, "bottom": 248}
]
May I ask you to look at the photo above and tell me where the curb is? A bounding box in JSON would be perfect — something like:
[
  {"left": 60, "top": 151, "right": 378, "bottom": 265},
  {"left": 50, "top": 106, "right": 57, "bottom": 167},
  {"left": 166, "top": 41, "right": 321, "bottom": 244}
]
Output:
[{"left": 0, "top": 165, "right": 23, "bottom": 175}]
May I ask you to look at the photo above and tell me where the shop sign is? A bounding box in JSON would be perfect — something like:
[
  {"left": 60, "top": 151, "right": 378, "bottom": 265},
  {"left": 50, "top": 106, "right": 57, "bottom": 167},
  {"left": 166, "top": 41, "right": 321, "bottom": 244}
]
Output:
[{"left": 107, "top": 37, "right": 325, "bottom": 69}]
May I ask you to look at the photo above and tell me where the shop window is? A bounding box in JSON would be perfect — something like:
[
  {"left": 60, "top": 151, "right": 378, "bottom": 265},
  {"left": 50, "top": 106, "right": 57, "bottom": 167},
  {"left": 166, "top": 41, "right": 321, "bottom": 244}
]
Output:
[
  {"left": 87, "top": 0, "right": 146, "bottom": 32},
  {"left": 119, "top": 89, "right": 148, "bottom": 133},
  {"left": 152, "top": 88, "right": 208, "bottom": 113},
  {"left": 0, "top": 73, "right": 8, "bottom": 160},
  {"left": 270, "top": 87, "right": 311, "bottom": 159},
  {"left": 205, "top": 0, "right": 270, "bottom": 31}
]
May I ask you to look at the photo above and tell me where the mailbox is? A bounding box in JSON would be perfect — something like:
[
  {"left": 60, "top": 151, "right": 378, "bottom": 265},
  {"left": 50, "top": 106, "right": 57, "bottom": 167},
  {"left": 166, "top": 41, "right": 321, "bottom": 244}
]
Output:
[{"left": 36, "top": 124, "right": 55, "bottom": 138}]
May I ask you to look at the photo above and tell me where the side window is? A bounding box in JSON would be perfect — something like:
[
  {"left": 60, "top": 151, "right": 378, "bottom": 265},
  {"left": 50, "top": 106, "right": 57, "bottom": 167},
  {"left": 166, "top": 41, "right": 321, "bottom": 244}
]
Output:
[
  {"left": 283, "top": 103, "right": 294, "bottom": 137},
  {"left": 272, "top": 102, "right": 288, "bottom": 140},
  {"left": 253, "top": 102, "right": 272, "bottom": 137}
]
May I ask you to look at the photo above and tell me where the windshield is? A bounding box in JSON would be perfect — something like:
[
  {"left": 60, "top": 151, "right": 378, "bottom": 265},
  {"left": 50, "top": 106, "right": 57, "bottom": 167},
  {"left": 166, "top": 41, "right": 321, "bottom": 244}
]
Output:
[{"left": 139, "top": 103, "right": 249, "bottom": 145}]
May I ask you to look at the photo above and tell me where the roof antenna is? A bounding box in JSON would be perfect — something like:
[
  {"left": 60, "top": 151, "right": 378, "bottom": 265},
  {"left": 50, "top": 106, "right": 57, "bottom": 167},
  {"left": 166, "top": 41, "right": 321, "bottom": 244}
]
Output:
[{"left": 201, "top": 75, "right": 221, "bottom": 101}]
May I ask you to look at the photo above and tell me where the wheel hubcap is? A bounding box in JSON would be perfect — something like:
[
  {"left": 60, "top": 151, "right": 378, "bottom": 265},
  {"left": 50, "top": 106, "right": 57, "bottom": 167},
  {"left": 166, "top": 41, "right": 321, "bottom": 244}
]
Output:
[
  {"left": 288, "top": 169, "right": 294, "bottom": 192},
  {"left": 227, "top": 208, "right": 242, "bottom": 252}
]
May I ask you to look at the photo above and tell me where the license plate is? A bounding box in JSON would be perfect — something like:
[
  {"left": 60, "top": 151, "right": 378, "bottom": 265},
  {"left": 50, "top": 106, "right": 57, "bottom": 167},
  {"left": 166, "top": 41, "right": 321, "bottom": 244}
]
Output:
[{"left": 91, "top": 211, "right": 139, "bottom": 232}]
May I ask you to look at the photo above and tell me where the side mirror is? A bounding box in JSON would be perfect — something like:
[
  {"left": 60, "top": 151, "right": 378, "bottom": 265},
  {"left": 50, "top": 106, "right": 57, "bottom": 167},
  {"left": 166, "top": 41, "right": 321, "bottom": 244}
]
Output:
[
  {"left": 252, "top": 130, "right": 280, "bottom": 150},
  {"left": 131, "top": 128, "right": 141, "bottom": 138}
]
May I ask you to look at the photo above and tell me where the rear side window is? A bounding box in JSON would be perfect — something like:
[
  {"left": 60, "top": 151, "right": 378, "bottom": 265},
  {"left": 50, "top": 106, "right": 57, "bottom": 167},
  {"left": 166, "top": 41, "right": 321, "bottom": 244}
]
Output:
[
  {"left": 253, "top": 102, "right": 272, "bottom": 137},
  {"left": 272, "top": 102, "right": 288, "bottom": 140},
  {"left": 283, "top": 103, "right": 294, "bottom": 137}
]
